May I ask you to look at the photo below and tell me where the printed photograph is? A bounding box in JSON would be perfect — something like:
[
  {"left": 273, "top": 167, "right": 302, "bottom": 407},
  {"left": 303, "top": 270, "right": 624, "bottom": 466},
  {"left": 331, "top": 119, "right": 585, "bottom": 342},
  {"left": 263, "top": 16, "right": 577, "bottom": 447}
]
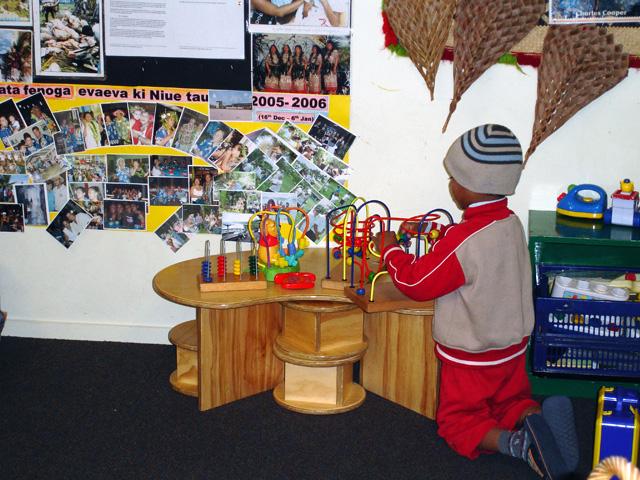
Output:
[
  {"left": 317, "top": 176, "right": 355, "bottom": 206},
  {"left": 155, "top": 212, "right": 190, "bottom": 253},
  {"left": 16, "top": 93, "right": 58, "bottom": 132},
  {"left": 150, "top": 155, "right": 191, "bottom": 177},
  {"left": 215, "top": 171, "right": 257, "bottom": 191},
  {"left": 292, "top": 154, "right": 330, "bottom": 193},
  {"left": 234, "top": 148, "right": 278, "bottom": 186},
  {"left": 78, "top": 104, "right": 107, "bottom": 148},
  {"left": 312, "top": 147, "right": 350, "bottom": 183},
  {"left": 44, "top": 172, "right": 68, "bottom": 212},
  {"left": 257, "top": 157, "right": 303, "bottom": 193},
  {"left": 148, "top": 177, "right": 189, "bottom": 206},
  {"left": 46, "top": 199, "right": 91, "bottom": 249},
  {"left": 220, "top": 190, "right": 261, "bottom": 237},
  {"left": 129, "top": 102, "right": 156, "bottom": 146},
  {"left": 0, "top": 175, "right": 16, "bottom": 202},
  {"left": 0, "top": 99, "right": 26, "bottom": 147},
  {"left": 550, "top": 0, "right": 640, "bottom": 23},
  {"left": 182, "top": 203, "right": 221, "bottom": 235},
  {"left": 103, "top": 199, "right": 146, "bottom": 231},
  {"left": 308, "top": 114, "right": 355, "bottom": 159},
  {"left": 291, "top": 179, "right": 323, "bottom": 214},
  {"left": 34, "top": 0, "right": 104, "bottom": 77},
  {"left": 68, "top": 181, "right": 103, "bottom": 210},
  {"left": 260, "top": 191, "right": 297, "bottom": 211},
  {"left": 249, "top": 0, "right": 350, "bottom": 33},
  {"left": 153, "top": 103, "right": 183, "bottom": 148},
  {"left": 0, "top": 202, "right": 24, "bottom": 232},
  {"left": 277, "top": 121, "right": 321, "bottom": 154},
  {"left": 247, "top": 128, "right": 297, "bottom": 164},
  {"left": 25, "top": 145, "right": 70, "bottom": 182},
  {"left": 0, "top": 29, "right": 32, "bottom": 83},
  {"left": 5, "top": 121, "right": 55, "bottom": 157},
  {"left": 106, "top": 154, "right": 149, "bottom": 184},
  {"left": 172, "top": 108, "right": 207, "bottom": 153},
  {"left": 0, "top": 150, "right": 26, "bottom": 174},
  {"left": 67, "top": 154, "right": 106, "bottom": 182},
  {"left": 0, "top": 1, "right": 32, "bottom": 27},
  {"left": 305, "top": 198, "right": 334, "bottom": 243},
  {"left": 188, "top": 165, "right": 218, "bottom": 205},
  {"left": 209, "top": 130, "right": 255, "bottom": 173},
  {"left": 53, "top": 109, "right": 85, "bottom": 154},
  {"left": 101, "top": 102, "right": 132, "bottom": 146},
  {"left": 14, "top": 182, "right": 48, "bottom": 225},
  {"left": 253, "top": 34, "right": 350, "bottom": 95},
  {"left": 105, "top": 182, "right": 148, "bottom": 202},
  {"left": 208, "top": 90, "right": 253, "bottom": 122},
  {"left": 191, "top": 121, "right": 232, "bottom": 160}
]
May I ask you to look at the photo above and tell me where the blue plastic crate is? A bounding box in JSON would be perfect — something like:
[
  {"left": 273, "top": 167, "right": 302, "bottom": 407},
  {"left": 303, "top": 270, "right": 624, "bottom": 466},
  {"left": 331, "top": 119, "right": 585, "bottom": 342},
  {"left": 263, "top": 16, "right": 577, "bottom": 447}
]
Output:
[{"left": 533, "top": 265, "right": 640, "bottom": 377}]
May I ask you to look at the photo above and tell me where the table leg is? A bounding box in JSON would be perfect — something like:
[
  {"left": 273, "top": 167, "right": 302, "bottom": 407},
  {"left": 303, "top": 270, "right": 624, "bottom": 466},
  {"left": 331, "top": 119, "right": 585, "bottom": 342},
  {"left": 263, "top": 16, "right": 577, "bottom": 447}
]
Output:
[
  {"left": 361, "top": 310, "right": 439, "bottom": 419},
  {"left": 197, "top": 303, "right": 284, "bottom": 411}
]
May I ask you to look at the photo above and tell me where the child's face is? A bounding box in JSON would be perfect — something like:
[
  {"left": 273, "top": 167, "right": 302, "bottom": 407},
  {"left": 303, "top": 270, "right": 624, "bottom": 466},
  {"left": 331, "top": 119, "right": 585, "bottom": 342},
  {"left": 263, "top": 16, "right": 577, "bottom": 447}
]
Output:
[{"left": 448, "top": 177, "right": 472, "bottom": 210}]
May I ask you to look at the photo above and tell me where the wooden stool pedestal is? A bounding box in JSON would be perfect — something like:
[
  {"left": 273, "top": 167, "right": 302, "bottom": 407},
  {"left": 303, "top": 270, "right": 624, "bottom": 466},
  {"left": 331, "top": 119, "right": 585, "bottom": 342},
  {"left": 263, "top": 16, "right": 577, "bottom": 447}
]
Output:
[
  {"left": 273, "top": 301, "right": 367, "bottom": 414},
  {"left": 168, "top": 320, "right": 198, "bottom": 397}
]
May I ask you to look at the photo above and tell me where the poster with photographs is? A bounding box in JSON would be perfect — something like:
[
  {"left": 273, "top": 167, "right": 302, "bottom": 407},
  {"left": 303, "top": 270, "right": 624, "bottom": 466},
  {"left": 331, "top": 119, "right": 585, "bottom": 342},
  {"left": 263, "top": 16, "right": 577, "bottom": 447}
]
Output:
[
  {"left": 149, "top": 155, "right": 190, "bottom": 178},
  {"left": 249, "top": 0, "right": 350, "bottom": 34},
  {"left": 191, "top": 121, "right": 232, "bottom": 160},
  {"left": 153, "top": 103, "right": 183, "bottom": 148},
  {"left": 105, "top": 182, "right": 148, "bottom": 203},
  {"left": 215, "top": 171, "right": 257, "bottom": 191},
  {"left": 0, "top": 99, "right": 26, "bottom": 147},
  {"left": 172, "top": 108, "right": 207, "bottom": 153},
  {"left": 25, "top": 145, "right": 70, "bottom": 182},
  {"left": 155, "top": 211, "right": 190, "bottom": 253},
  {"left": 104, "top": 199, "right": 146, "bottom": 231},
  {"left": 101, "top": 102, "right": 132, "bottom": 146},
  {"left": 253, "top": 34, "right": 350, "bottom": 95},
  {"left": 53, "top": 109, "right": 85, "bottom": 154},
  {"left": 44, "top": 173, "right": 68, "bottom": 212},
  {"left": 106, "top": 154, "right": 149, "bottom": 184},
  {"left": 257, "top": 157, "right": 303, "bottom": 193},
  {"left": 219, "top": 190, "right": 260, "bottom": 238},
  {"left": 129, "top": 102, "right": 155, "bottom": 146},
  {"left": 78, "top": 104, "right": 107, "bottom": 148},
  {"left": 308, "top": 115, "right": 355, "bottom": 159},
  {"left": 182, "top": 204, "right": 221, "bottom": 234},
  {"left": 0, "top": 202, "right": 25, "bottom": 232},
  {"left": 5, "top": 121, "right": 55, "bottom": 157},
  {"left": 33, "top": 0, "right": 104, "bottom": 77},
  {"left": 549, "top": 0, "right": 640, "bottom": 24},
  {"left": 235, "top": 148, "right": 278, "bottom": 187},
  {"left": 14, "top": 182, "right": 48, "bottom": 225},
  {"left": 208, "top": 90, "right": 253, "bottom": 122},
  {"left": 0, "top": 29, "right": 32, "bottom": 83},
  {"left": 0, "top": 150, "right": 26, "bottom": 174},
  {"left": 209, "top": 130, "right": 255, "bottom": 173},
  {"left": 16, "top": 93, "right": 59, "bottom": 132},
  {"left": 0, "top": 1, "right": 32, "bottom": 27},
  {"left": 247, "top": 128, "right": 297, "bottom": 164},
  {"left": 148, "top": 177, "right": 188, "bottom": 206},
  {"left": 46, "top": 199, "right": 91, "bottom": 249},
  {"left": 188, "top": 165, "right": 217, "bottom": 204},
  {"left": 67, "top": 154, "right": 106, "bottom": 182}
]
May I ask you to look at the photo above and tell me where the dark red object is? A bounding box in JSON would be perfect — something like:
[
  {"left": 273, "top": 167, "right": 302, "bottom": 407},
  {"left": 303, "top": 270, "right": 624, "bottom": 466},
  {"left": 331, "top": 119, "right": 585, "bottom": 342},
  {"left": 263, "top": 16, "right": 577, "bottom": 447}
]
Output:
[{"left": 274, "top": 272, "right": 316, "bottom": 289}]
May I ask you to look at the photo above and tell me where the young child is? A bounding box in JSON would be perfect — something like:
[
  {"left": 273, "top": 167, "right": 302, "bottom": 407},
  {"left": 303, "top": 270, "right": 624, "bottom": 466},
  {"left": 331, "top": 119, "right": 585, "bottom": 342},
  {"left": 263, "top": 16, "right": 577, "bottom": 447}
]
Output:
[{"left": 375, "top": 125, "right": 578, "bottom": 479}]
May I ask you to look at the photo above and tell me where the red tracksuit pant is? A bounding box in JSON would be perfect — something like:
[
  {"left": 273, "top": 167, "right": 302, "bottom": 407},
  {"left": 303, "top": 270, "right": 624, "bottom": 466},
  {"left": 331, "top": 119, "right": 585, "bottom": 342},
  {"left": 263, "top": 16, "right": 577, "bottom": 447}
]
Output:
[{"left": 436, "top": 352, "right": 539, "bottom": 459}]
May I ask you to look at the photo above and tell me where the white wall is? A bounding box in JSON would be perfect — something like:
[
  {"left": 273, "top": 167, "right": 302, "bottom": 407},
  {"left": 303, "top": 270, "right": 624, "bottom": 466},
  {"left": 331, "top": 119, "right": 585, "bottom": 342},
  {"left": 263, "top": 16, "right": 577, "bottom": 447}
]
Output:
[{"left": 2, "top": 2, "right": 639, "bottom": 343}]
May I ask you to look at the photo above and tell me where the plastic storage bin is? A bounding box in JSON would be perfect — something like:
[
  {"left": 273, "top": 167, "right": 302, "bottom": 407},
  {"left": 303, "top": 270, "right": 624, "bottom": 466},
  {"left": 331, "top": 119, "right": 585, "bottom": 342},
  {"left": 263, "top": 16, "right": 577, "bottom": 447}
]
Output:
[{"left": 533, "top": 265, "right": 640, "bottom": 378}]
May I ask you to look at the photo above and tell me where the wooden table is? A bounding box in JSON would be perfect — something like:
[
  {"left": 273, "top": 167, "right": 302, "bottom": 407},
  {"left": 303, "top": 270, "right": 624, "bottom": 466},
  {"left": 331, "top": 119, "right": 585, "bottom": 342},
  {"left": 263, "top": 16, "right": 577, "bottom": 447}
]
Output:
[{"left": 153, "top": 249, "right": 439, "bottom": 419}]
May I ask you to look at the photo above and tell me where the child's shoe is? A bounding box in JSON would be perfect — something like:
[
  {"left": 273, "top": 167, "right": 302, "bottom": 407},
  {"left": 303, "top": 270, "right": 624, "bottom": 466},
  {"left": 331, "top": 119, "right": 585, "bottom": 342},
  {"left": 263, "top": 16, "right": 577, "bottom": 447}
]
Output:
[
  {"left": 542, "top": 396, "right": 579, "bottom": 472},
  {"left": 524, "top": 414, "right": 570, "bottom": 479}
]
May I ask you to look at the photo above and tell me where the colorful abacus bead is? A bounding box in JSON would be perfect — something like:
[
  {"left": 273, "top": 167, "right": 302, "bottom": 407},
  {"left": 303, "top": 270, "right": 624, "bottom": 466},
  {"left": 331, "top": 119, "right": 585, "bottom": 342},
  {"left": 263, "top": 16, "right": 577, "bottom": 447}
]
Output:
[
  {"left": 201, "top": 261, "right": 212, "bottom": 283},
  {"left": 248, "top": 255, "right": 258, "bottom": 276},
  {"left": 356, "top": 288, "right": 366, "bottom": 296},
  {"left": 217, "top": 255, "right": 226, "bottom": 278},
  {"left": 233, "top": 259, "right": 241, "bottom": 276},
  {"left": 333, "top": 249, "right": 342, "bottom": 259}
]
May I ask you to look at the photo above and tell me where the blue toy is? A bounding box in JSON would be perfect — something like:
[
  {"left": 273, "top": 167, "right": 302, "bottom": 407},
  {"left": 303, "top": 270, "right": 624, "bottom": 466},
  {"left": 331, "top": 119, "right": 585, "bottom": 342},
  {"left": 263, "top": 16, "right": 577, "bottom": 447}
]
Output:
[
  {"left": 556, "top": 184, "right": 607, "bottom": 220},
  {"left": 604, "top": 179, "right": 640, "bottom": 228},
  {"left": 593, "top": 386, "right": 640, "bottom": 468}
]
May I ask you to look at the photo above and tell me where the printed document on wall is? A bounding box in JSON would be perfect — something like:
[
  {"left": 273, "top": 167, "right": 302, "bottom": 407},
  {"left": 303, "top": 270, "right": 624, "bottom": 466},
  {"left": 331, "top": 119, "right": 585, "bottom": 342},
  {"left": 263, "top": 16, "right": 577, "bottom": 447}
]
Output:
[{"left": 105, "top": 0, "right": 245, "bottom": 59}]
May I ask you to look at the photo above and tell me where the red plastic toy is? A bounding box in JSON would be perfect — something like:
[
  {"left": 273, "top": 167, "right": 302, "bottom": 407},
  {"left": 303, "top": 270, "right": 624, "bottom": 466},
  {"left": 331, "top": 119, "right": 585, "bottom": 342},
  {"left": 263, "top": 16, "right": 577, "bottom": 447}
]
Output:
[{"left": 274, "top": 272, "right": 316, "bottom": 289}]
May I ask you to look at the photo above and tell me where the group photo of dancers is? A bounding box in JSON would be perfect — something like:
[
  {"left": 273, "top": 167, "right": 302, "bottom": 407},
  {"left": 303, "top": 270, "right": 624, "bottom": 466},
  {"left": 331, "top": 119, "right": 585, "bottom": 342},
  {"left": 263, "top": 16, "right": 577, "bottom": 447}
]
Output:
[{"left": 253, "top": 34, "right": 350, "bottom": 95}]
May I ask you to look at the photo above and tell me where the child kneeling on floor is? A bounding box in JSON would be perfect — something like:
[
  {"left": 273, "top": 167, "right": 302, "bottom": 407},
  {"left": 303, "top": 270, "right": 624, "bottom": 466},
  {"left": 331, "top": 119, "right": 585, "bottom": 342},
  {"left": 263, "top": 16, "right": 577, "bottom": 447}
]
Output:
[{"left": 375, "top": 125, "right": 579, "bottom": 479}]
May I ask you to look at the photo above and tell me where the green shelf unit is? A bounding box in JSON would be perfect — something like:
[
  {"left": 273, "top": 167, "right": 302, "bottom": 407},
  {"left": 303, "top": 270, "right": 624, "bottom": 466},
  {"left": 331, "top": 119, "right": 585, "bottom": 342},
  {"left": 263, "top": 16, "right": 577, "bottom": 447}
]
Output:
[{"left": 527, "top": 210, "right": 640, "bottom": 398}]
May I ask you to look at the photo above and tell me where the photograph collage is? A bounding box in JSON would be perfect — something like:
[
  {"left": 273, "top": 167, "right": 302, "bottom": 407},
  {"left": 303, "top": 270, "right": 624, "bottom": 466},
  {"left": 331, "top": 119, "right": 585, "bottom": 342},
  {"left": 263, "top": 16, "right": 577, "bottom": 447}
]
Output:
[{"left": 0, "top": 91, "right": 358, "bottom": 253}]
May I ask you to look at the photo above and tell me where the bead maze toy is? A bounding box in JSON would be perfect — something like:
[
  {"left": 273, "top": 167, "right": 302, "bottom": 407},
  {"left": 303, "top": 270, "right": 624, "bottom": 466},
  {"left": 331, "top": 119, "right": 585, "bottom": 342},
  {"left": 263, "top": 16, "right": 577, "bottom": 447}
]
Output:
[
  {"left": 198, "top": 238, "right": 267, "bottom": 292},
  {"left": 322, "top": 199, "right": 454, "bottom": 312},
  {"left": 248, "top": 206, "right": 311, "bottom": 282}
]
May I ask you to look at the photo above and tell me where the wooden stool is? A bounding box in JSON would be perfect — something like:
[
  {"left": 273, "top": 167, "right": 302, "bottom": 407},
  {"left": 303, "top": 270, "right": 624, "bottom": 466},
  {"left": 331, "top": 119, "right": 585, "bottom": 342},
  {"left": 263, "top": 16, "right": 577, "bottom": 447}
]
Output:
[
  {"left": 168, "top": 320, "right": 198, "bottom": 397},
  {"left": 273, "top": 301, "right": 367, "bottom": 414}
]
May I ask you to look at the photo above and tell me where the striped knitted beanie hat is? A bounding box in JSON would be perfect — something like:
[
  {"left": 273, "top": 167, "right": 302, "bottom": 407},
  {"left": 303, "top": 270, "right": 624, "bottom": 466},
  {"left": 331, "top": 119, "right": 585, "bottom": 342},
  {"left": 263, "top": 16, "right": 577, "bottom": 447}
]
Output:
[{"left": 443, "top": 124, "right": 523, "bottom": 196}]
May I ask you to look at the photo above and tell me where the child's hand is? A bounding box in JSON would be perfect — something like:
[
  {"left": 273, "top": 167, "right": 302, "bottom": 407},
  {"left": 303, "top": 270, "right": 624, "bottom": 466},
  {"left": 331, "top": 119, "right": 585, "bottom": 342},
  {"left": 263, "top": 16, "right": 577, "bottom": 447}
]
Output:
[
  {"left": 372, "top": 231, "right": 398, "bottom": 254},
  {"left": 399, "top": 221, "right": 430, "bottom": 235}
]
